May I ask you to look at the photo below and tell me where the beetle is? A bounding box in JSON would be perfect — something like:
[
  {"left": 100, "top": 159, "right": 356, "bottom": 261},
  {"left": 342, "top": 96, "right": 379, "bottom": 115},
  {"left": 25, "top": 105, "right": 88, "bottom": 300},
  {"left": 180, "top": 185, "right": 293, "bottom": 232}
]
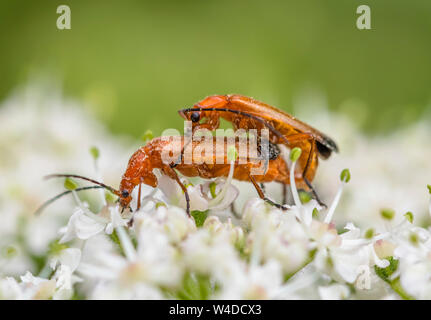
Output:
[
  {"left": 178, "top": 94, "right": 338, "bottom": 205},
  {"left": 37, "top": 135, "right": 295, "bottom": 216}
]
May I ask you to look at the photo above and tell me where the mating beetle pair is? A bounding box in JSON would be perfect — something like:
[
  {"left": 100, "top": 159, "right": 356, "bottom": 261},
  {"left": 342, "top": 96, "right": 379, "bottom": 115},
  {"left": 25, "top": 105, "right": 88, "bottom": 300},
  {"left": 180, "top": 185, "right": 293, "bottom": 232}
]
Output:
[{"left": 39, "top": 95, "right": 338, "bottom": 216}]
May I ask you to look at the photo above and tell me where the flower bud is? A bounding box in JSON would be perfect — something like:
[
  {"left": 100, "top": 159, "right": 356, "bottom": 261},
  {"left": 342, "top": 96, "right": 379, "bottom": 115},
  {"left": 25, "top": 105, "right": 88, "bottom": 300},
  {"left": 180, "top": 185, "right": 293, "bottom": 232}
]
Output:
[
  {"left": 290, "top": 147, "right": 302, "bottom": 162},
  {"left": 409, "top": 232, "right": 419, "bottom": 246},
  {"left": 141, "top": 129, "right": 154, "bottom": 142},
  {"left": 64, "top": 177, "right": 78, "bottom": 190},
  {"left": 89, "top": 146, "right": 100, "bottom": 160},
  {"left": 364, "top": 228, "right": 374, "bottom": 239},
  {"left": 404, "top": 211, "right": 414, "bottom": 223},
  {"left": 155, "top": 202, "right": 167, "bottom": 209},
  {"left": 203, "top": 215, "right": 223, "bottom": 234},
  {"left": 209, "top": 182, "right": 217, "bottom": 198},
  {"left": 380, "top": 208, "right": 395, "bottom": 221},
  {"left": 231, "top": 227, "right": 245, "bottom": 247},
  {"left": 227, "top": 145, "right": 238, "bottom": 162},
  {"left": 2, "top": 245, "right": 18, "bottom": 258},
  {"left": 340, "top": 169, "right": 351, "bottom": 183},
  {"left": 299, "top": 191, "right": 312, "bottom": 204}
]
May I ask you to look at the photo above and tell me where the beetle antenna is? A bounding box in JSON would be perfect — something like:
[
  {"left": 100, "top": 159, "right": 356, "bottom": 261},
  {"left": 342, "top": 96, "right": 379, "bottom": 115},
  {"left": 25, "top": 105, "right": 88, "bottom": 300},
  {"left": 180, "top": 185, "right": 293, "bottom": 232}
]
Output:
[
  {"left": 34, "top": 185, "right": 105, "bottom": 215},
  {"left": 181, "top": 107, "right": 338, "bottom": 153},
  {"left": 45, "top": 174, "right": 120, "bottom": 196},
  {"left": 181, "top": 107, "right": 290, "bottom": 145}
]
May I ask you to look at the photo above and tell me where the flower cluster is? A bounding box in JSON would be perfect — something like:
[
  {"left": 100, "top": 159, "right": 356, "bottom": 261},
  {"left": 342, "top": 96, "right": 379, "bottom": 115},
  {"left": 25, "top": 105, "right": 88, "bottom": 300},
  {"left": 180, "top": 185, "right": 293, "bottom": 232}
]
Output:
[
  {"left": 3, "top": 145, "right": 431, "bottom": 299},
  {"left": 291, "top": 89, "right": 431, "bottom": 229},
  {"left": 0, "top": 82, "right": 131, "bottom": 279},
  {"left": 1, "top": 83, "right": 431, "bottom": 300}
]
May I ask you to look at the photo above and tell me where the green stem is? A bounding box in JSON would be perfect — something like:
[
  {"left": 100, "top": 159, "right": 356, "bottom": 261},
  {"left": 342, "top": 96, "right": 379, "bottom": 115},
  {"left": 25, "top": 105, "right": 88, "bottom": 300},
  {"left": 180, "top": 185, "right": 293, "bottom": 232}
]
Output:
[
  {"left": 387, "top": 277, "right": 415, "bottom": 300},
  {"left": 116, "top": 226, "right": 136, "bottom": 261},
  {"left": 284, "top": 249, "right": 316, "bottom": 282},
  {"left": 374, "top": 257, "right": 415, "bottom": 300}
]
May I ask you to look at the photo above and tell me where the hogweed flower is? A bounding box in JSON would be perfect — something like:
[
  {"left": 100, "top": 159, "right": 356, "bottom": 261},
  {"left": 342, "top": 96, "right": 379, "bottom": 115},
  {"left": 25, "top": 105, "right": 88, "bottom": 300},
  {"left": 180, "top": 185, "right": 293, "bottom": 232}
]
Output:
[{"left": 324, "top": 169, "right": 350, "bottom": 223}]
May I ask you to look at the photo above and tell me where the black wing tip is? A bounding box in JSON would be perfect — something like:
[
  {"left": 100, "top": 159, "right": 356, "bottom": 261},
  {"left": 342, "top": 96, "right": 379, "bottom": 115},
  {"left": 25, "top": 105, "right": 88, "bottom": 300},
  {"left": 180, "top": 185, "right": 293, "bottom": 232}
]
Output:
[
  {"left": 316, "top": 136, "right": 339, "bottom": 159},
  {"left": 327, "top": 138, "right": 339, "bottom": 153}
]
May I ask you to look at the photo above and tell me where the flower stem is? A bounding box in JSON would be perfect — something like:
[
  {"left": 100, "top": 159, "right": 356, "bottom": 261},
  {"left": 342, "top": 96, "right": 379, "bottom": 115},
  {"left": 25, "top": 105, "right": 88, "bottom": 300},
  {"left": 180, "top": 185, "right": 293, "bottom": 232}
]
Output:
[
  {"left": 388, "top": 278, "right": 415, "bottom": 300},
  {"left": 115, "top": 226, "right": 136, "bottom": 261},
  {"left": 38, "top": 262, "right": 53, "bottom": 279},
  {"left": 289, "top": 161, "right": 301, "bottom": 207},
  {"left": 324, "top": 183, "right": 343, "bottom": 223}
]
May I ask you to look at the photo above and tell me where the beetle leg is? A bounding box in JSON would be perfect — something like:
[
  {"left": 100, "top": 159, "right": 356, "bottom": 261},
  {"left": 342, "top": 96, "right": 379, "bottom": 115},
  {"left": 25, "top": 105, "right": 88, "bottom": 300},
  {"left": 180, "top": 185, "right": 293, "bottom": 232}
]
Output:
[
  {"left": 301, "top": 141, "right": 327, "bottom": 208},
  {"left": 282, "top": 183, "right": 288, "bottom": 205},
  {"left": 171, "top": 130, "right": 194, "bottom": 169},
  {"left": 279, "top": 134, "right": 326, "bottom": 207},
  {"left": 171, "top": 142, "right": 188, "bottom": 168},
  {"left": 137, "top": 179, "right": 142, "bottom": 211},
  {"left": 303, "top": 177, "right": 326, "bottom": 207},
  {"left": 248, "top": 173, "right": 288, "bottom": 211},
  {"left": 165, "top": 166, "right": 191, "bottom": 217}
]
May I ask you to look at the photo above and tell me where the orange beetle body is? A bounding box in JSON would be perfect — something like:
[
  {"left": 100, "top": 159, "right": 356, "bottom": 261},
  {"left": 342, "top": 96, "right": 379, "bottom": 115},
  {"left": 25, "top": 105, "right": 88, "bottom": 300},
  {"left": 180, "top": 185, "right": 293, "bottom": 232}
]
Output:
[
  {"left": 118, "top": 136, "right": 291, "bottom": 211},
  {"left": 179, "top": 94, "right": 338, "bottom": 203},
  {"left": 41, "top": 136, "right": 293, "bottom": 216}
]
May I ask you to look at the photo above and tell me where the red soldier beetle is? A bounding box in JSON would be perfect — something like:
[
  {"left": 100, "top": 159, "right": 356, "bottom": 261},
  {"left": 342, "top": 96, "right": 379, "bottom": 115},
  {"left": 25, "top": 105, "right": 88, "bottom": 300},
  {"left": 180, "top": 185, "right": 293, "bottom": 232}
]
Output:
[
  {"left": 178, "top": 94, "right": 339, "bottom": 206},
  {"left": 36, "top": 135, "right": 294, "bottom": 217}
]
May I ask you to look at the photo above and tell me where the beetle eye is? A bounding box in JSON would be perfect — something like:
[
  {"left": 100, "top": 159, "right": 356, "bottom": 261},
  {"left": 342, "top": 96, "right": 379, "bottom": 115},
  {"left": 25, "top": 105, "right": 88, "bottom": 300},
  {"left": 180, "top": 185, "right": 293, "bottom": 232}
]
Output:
[
  {"left": 190, "top": 112, "right": 200, "bottom": 123},
  {"left": 121, "top": 190, "right": 129, "bottom": 198}
]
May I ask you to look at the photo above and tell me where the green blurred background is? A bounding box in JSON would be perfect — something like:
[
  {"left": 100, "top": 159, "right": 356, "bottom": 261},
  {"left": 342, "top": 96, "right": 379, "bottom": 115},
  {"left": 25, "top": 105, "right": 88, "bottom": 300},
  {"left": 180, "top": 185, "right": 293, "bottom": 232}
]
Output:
[{"left": 0, "top": 0, "right": 430, "bottom": 137}]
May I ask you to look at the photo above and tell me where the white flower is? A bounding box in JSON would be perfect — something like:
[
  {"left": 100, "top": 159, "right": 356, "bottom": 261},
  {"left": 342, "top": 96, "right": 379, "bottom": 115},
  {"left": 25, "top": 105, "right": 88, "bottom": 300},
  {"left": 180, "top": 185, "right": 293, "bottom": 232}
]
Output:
[
  {"left": 308, "top": 220, "right": 341, "bottom": 249},
  {"left": 156, "top": 162, "right": 239, "bottom": 212},
  {"left": 181, "top": 228, "right": 242, "bottom": 281},
  {"left": 313, "top": 223, "right": 388, "bottom": 286},
  {"left": 398, "top": 261, "right": 431, "bottom": 299},
  {"left": 49, "top": 247, "right": 81, "bottom": 271},
  {"left": 59, "top": 204, "right": 129, "bottom": 243},
  {"left": 1, "top": 272, "right": 57, "bottom": 300},
  {"left": 0, "top": 81, "right": 130, "bottom": 277},
  {"left": 105, "top": 206, "right": 129, "bottom": 234},
  {"left": 52, "top": 264, "right": 82, "bottom": 300},
  {"left": 318, "top": 284, "right": 350, "bottom": 300},
  {"left": 242, "top": 198, "right": 310, "bottom": 274},
  {"left": 0, "top": 277, "right": 24, "bottom": 300},
  {"left": 203, "top": 215, "right": 244, "bottom": 246},
  {"left": 393, "top": 227, "right": 431, "bottom": 299},
  {"left": 59, "top": 207, "right": 106, "bottom": 243},
  {"left": 217, "top": 259, "right": 284, "bottom": 300},
  {"left": 133, "top": 205, "right": 196, "bottom": 244},
  {"left": 77, "top": 208, "right": 187, "bottom": 295},
  {"left": 46, "top": 247, "right": 83, "bottom": 299}
]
